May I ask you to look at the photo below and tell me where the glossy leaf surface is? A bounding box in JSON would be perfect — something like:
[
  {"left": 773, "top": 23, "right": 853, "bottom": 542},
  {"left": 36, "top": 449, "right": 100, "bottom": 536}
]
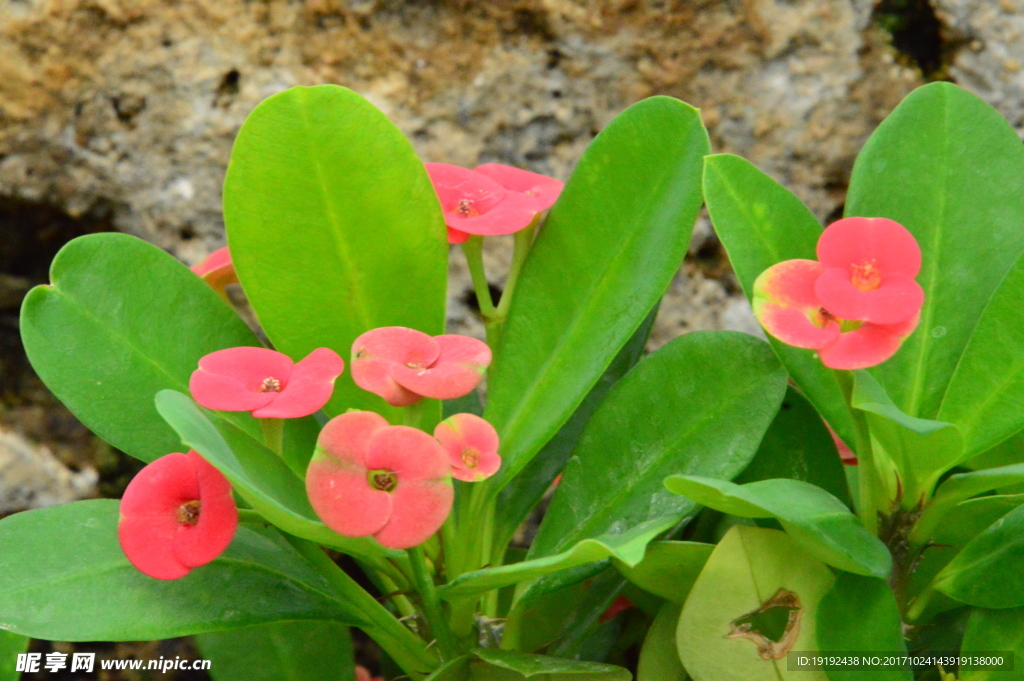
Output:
[
  {"left": 224, "top": 85, "right": 448, "bottom": 420},
  {"left": 846, "top": 82, "right": 1024, "bottom": 419},
  {"left": 934, "top": 503, "right": 1024, "bottom": 608},
  {"left": 485, "top": 97, "right": 710, "bottom": 489},
  {"left": 196, "top": 621, "right": 355, "bottom": 681}
]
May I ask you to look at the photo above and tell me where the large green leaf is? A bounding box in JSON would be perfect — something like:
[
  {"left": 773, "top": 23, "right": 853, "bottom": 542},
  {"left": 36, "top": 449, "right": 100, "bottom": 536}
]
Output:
[
  {"left": 939, "top": 255, "right": 1024, "bottom": 458},
  {"left": 915, "top": 464, "right": 1024, "bottom": 542},
  {"left": 155, "top": 389, "right": 392, "bottom": 563},
  {"left": 19, "top": 233, "right": 263, "bottom": 462},
  {"left": 223, "top": 85, "right": 448, "bottom": 421},
  {"left": 677, "top": 525, "right": 833, "bottom": 681},
  {"left": 702, "top": 153, "right": 855, "bottom": 449},
  {"left": 196, "top": 621, "right": 355, "bottom": 681},
  {"left": 817, "top": 574, "right": 911, "bottom": 681},
  {"left": 0, "top": 500, "right": 361, "bottom": 641},
  {"left": 665, "top": 477, "right": 890, "bottom": 578},
  {"left": 852, "top": 370, "right": 963, "bottom": 504},
  {"left": 494, "top": 306, "right": 656, "bottom": 552},
  {"left": 469, "top": 649, "right": 630, "bottom": 681},
  {"left": 638, "top": 603, "right": 688, "bottom": 681},
  {"left": 934, "top": 503, "right": 1024, "bottom": 608},
  {"left": 846, "top": 82, "right": 1024, "bottom": 419},
  {"left": 525, "top": 332, "right": 786, "bottom": 594},
  {"left": 737, "top": 387, "right": 851, "bottom": 507},
  {"left": 961, "top": 608, "right": 1024, "bottom": 680},
  {"left": 613, "top": 540, "right": 712, "bottom": 604},
  {"left": 484, "top": 97, "right": 710, "bottom": 490}
]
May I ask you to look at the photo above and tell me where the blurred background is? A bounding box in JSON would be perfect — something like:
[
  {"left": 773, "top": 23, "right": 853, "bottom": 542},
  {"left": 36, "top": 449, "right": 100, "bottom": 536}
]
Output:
[{"left": 0, "top": 0, "right": 1019, "bottom": 676}]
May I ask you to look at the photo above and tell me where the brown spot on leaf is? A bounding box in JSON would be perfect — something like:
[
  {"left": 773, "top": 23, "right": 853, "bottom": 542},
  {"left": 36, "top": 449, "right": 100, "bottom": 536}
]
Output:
[{"left": 725, "top": 588, "right": 802, "bottom": 660}]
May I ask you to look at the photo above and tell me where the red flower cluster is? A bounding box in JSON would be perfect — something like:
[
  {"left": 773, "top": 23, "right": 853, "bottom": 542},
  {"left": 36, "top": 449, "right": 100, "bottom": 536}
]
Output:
[
  {"left": 351, "top": 327, "right": 491, "bottom": 407},
  {"left": 118, "top": 451, "right": 238, "bottom": 580},
  {"left": 306, "top": 411, "right": 500, "bottom": 548},
  {"left": 753, "top": 217, "right": 923, "bottom": 370},
  {"left": 426, "top": 163, "right": 563, "bottom": 244}
]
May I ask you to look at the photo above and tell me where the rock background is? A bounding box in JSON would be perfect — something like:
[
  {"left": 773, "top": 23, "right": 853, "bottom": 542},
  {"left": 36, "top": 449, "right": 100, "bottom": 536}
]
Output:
[{"left": 0, "top": 0, "right": 1019, "bottom": 575}]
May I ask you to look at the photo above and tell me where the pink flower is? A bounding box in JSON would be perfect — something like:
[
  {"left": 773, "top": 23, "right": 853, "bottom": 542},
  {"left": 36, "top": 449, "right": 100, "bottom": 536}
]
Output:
[
  {"left": 754, "top": 259, "right": 918, "bottom": 370},
  {"left": 190, "top": 347, "right": 344, "bottom": 418},
  {"left": 351, "top": 327, "right": 490, "bottom": 406},
  {"left": 305, "top": 411, "right": 453, "bottom": 550},
  {"left": 190, "top": 247, "right": 238, "bottom": 292},
  {"left": 433, "top": 413, "right": 501, "bottom": 482},
  {"left": 118, "top": 450, "right": 238, "bottom": 580},
  {"left": 474, "top": 163, "right": 564, "bottom": 213},
  {"left": 356, "top": 667, "right": 384, "bottom": 681},
  {"left": 814, "top": 217, "right": 923, "bottom": 325},
  {"left": 425, "top": 163, "right": 539, "bottom": 244}
]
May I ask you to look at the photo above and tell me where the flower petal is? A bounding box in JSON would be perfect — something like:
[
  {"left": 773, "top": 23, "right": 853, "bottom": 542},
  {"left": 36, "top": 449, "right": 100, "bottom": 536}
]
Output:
[
  {"left": 818, "top": 314, "right": 920, "bottom": 370},
  {"left": 817, "top": 217, "right": 921, "bottom": 278},
  {"left": 118, "top": 452, "right": 199, "bottom": 580},
  {"left": 373, "top": 479, "right": 453, "bottom": 550},
  {"left": 447, "top": 226, "right": 471, "bottom": 244},
  {"left": 752, "top": 260, "right": 840, "bottom": 349},
  {"left": 444, "top": 192, "right": 539, "bottom": 236},
  {"left": 316, "top": 411, "right": 391, "bottom": 468},
  {"left": 365, "top": 426, "right": 451, "bottom": 482},
  {"left": 190, "top": 370, "right": 277, "bottom": 412},
  {"left": 391, "top": 335, "right": 490, "bottom": 400},
  {"left": 351, "top": 327, "right": 438, "bottom": 406},
  {"left": 252, "top": 348, "right": 345, "bottom": 418},
  {"left": 174, "top": 452, "right": 238, "bottom": 568},
  {"left": 198, "top": 347, "right": 294, "bottom": 391},
  {"left": 814, "top": 269, "right": 923, "bottom": 325},
  {"left": 434, "top": 413, "right": 501, "bottom": 481},
  {"left": 474, "top": 163, "right": 564, "bottom": 212},
  {"left": 307, "top": 463, "right": 392, "bottom": 537},
  {"left": 426, "top": 163, "right": 508, "bottom": 214},
  {"left": 451, "top": 452, "right": 502, "bottom": 482}
]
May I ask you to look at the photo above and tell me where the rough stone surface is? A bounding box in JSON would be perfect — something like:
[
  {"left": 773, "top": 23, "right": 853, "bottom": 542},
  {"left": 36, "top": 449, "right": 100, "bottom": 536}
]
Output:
[
  {"left": 0, "top": 426, "right": 96, "bottom": 515},
  {"left": 936, "top": 0, "right": 1024, "bottom": 134}
]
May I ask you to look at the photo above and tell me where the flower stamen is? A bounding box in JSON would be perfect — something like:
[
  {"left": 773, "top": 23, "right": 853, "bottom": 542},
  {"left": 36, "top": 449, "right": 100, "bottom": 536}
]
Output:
[
  {"left": 369, "top": 470, "right": 397, "bottom": 492},
  {"left": 850, "top": 259, "right": 882, "bottom": 291},
  {"left": 176, "top": 500, "right": 202, "bottom": 526},
  {"left": 258, "top": 377, "right": 282, "bottom": 393},
  {"left": 461, "top": 447, "right": 481, "bottom": 469}
]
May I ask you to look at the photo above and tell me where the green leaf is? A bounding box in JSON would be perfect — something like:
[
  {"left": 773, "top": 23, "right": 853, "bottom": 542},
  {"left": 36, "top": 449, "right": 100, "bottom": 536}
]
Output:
[
  {"left": 470, "top": 648, "right": 631, "bottom": 681},
  {"left": 494, "top": 305, "right": 657, "bottom": 551},
  {"left": 961, "top": 608, "right": 1024, "bottom": 680},
  {"left": 737, "top": 387, "right": 851, "bottom": 507},
  {"left": 817, "top": 574, "right": 911, "bottom": 681},
  {"left": 638, "top": 603, "right": 688, "bottom": 681},
  {"left": 155, "top": 389, "right": 394, "bottom": 563},
  {"left": 939, "top": 255, "right": 1024, "bottom": 458},
  {"left": 0, "top": 500, "right": 361, "bottom": 641},
  {"left": 19, "top": 233, "right": 264, "bottom": 462},
  {"left": 966, "top": 431, "right": 1024, "bottom": 471},
  {"left": 665, "top": 477, "right": 890, "bottom": 578},
  {"left": 223, "top": 85, "right": 448, "bottom": 421},
  {"left": 852, "top": 370, "right": 964, "bottom": 503},
  {"left": 0, "top": 631, "right": 29, "bottom": 681},
  {"left": 485, "top": 97, "right": 710, "bottom": 489},
  {"left": 677, "top": 525, "right": 833, "bottom": 681},
  {"left": 613, "top": 541, "right": 712, "bottom": 604},
  {"left": 702, "top": 153, "right": 855, "bottom": 449},
  {"left": 530, "top": 332, "right": 785, "bottom": 560},
  {"left": 934, "top": 502, "right": 1024, "bottom": 608},
  {"left": 846, "top": 82, "right": 1024, "bottom": 419},
  {"left": 916, "top": 464, "right": 1024, "bottom": 542},
  {"left": 196, "top": 621, "right": 355, "bottom": 681},
  {"left": 439, "top": 518, "right": 671, "bottom": 602}
]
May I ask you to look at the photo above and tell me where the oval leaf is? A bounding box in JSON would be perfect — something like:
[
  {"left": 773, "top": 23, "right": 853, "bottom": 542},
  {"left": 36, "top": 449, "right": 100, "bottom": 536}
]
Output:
[
  {"left": 846, "top": 82, "right": 1024, "bottom": 419},
  {"left": 485, "top": 96, "right": 710, "bottom": 489},
  {"left": 196, "top": 621, "right": 355, "bottom": 681},
  {"left": 934, "top": 502, "right": 1024, "bottom": 608},
  {"left": 224, "top": 85, "right": 448, "bottom": 420},
  {"left": 665, "top": 477, "right": 890, "bottom": 578}
]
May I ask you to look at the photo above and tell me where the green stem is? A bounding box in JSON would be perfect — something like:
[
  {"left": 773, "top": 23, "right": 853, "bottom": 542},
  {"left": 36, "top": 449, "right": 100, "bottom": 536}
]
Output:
[
  {"left": 287, "top": 537, "right": 439, "bottom": 677},
  {"left": 836, "top": 370, "right": 883, "bottom": 534},
  {"left": 494, "top": 220, "right": 537, "bottom": 320},
  {"left": 408, "top": 546, "right": 461, "bottom": 660},
  {"left": 402, "top": 400, "right": 427, "bottom": 429},
  {"left": 259, "top": 418, "right": 284, "bottom": 456},
  {"left": 461, "top": 236, "right": 498, "bottom": 321}
]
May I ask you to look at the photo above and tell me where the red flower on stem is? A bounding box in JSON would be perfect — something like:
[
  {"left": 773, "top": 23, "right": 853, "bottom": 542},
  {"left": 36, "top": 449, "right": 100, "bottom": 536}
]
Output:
[
  {"left": 474, "top": 163, "right": 564, "bottom": 213},
  {"left": 190, "top": 347, "right": 344, "bottom": 418},
  {"left": 814, "top": 217, "right": 923, "bottom": 325},
  {"left": 306, "top": 411, "right": 453, "bottom": 549},
  {"left": 351, "top": 327, "right": 490, "bottom": 406},
  {"left": 434, "top": 413, "right": 501, "bottom": 482},
  {"left": 425, "top": 163, "right": 549, "bottom": 244},
  {"left": 118, "top": 450, "right": 238, "bottom": 580}
]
